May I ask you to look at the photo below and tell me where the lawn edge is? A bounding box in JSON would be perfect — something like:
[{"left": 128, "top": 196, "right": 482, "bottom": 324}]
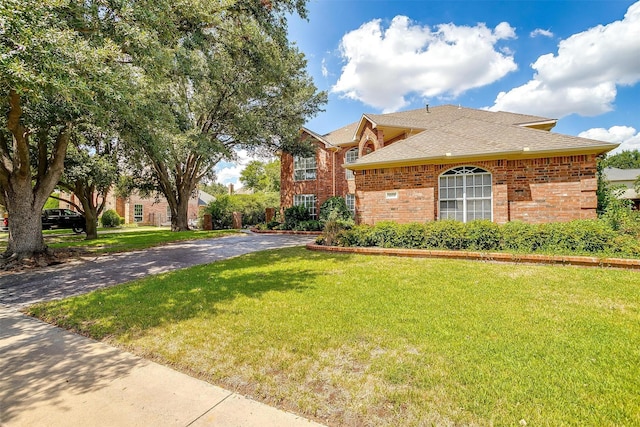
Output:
[{"left": 306, "top": 244, "right": 640, "bottom": 269}]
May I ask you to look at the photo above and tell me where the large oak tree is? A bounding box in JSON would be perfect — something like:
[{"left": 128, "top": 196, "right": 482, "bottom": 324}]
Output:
[
  {"left": 0, "top": 0, "right": 130, "bottom": 263},
  {"left": 119, "top": 0, "right": 326, "bottom": 231}
]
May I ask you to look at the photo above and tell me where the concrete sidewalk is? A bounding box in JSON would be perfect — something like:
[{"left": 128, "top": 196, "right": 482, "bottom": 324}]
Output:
[{"left": 0, "top": 307, "right": 324, "bottom": 426}]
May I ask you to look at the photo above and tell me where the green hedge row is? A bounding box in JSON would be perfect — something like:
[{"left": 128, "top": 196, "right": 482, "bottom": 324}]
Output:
[{"left": 328, "top": 219, "right": 640, "bottom": 258}]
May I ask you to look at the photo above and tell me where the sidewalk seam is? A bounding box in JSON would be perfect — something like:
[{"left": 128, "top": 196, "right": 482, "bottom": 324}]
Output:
[{"left": 185, "top": 391, "right": 234, "bottom": 426}]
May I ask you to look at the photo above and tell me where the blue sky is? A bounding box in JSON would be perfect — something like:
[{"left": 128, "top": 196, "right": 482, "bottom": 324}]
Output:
[{"left": 216, "top": 0, "right": 640, "bottom": 186}]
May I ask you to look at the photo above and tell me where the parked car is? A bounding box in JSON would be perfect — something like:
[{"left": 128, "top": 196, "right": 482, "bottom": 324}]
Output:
[{"left": 42, "top": 209, "right": 86, "bottom": 233}]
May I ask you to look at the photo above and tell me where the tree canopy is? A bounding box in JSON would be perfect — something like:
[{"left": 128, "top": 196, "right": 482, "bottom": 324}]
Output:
[
  {"left": 1, "top": 0, "right": 324, "bottom": 265},
  {"left": 117, "top": 0, "right": 325, "bottom": 231},
  {"left": 0, "top": 0, "right": 133, "bottom": 262},
  {"left": 601, "top": 150, "right": 640, "bottom": 169},
  {"left": 240, "top": 159, "right": 281, "bottom": 193}
]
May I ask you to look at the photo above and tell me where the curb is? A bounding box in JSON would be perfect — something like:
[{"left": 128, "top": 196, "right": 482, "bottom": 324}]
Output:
[{"left": 306, "top": 244, "right": 640, "bottom": 270}]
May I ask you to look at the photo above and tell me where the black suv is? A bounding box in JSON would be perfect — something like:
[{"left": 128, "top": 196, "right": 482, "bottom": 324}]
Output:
[{"left": 42, "top": 209, "right": 86, "bottom": 233}]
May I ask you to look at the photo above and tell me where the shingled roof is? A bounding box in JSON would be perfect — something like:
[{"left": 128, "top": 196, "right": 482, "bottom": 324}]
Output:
[{"left": 343, "top": 105, "right": 618, "bottom": 169}]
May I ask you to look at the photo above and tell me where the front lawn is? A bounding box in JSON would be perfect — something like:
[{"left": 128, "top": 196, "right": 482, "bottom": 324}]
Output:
[
  {"left": 27, "top": 248, "right": 640, "bottom": 426},
  {"left": 0, "top": 228, "right": 239, "bottom": 254}
]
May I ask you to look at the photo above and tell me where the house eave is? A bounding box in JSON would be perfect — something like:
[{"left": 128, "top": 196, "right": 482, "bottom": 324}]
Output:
[
  {"left": 517, "top": 119, "right": 558, "bottom": 131},
  {"left": 343, "top": 144, "right": 619, "bottom": 171},
  {"left": 300, "top": 127, "right": 337, "bottom": 150}
]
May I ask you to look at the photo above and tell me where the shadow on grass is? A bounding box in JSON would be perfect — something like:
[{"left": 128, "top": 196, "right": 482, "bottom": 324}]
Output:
[{"left": 27, "top": 248, "right": 356, "bottom": 340}]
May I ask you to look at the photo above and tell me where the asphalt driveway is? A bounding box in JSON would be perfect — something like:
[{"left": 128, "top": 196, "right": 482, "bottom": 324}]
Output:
[{"left": 0, "top": 232, "right": 315, "bottom": 308}]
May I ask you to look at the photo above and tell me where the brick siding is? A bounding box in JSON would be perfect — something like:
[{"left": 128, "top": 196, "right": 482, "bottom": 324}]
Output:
[
  {"left": 354, "top": 155, "right": 599, "bottom": 224},
  {"left": 280, "top": 137, "right": 356, "bottom": 215}
]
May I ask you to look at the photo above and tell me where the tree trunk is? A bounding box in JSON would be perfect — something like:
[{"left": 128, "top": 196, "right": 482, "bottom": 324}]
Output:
[
  {"left": 1, "top": 91, "right": 71, "bottom": 262},
  {"left": 3, "top": 181, "right": 47, "bottom": 258},
  {"left": 171, "top": 191, "right": 191, "bottom": 231},
  {"left": 83, "top": 205, "right": 99, "bottom": 240}
]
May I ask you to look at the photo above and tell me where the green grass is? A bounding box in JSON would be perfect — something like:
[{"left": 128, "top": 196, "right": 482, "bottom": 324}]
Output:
[
  {"left": 47, "top": 229, "right": 239, "bottom": 253},
  {"left": 0, "top": 227, "right": 239, "bottom": 254},
  {"left": 27, "top": 248, "right": 640, "bottom": 426}
]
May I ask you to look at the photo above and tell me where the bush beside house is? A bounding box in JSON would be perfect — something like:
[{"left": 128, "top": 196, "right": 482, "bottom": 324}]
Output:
[{"left": 322, "top": 217, "right": 640, "bottom": 259}]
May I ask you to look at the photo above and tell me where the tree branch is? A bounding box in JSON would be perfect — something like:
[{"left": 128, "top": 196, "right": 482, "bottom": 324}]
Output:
[
  {"left": 7, "top": 90, "right": 30, "bottom": 178},
  {"left": 49, "top": 194, "right": 83, "bottom": 212}
]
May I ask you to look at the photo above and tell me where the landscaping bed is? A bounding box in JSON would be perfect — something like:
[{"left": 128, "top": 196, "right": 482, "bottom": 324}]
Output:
[{"left": 307, "top": 243, "right": 640, "bottom": 269}]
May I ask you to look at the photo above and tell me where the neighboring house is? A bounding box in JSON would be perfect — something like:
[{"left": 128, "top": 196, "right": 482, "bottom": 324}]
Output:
[
  {"left": 281, "top": 105, "right": 618, "bottom": 225},
  {"left": 604, "top": 167, "right": 640, "bottom": 210},
  {"left": 59, "top": 190, "right": 214, "bottom": 226}
]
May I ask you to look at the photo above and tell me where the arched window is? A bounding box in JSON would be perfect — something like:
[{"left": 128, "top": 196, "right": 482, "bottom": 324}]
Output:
[
  {"left": 345, "top": 148, "right": 358, "bottom": 180},
  {"left": 439, "top": 166, "right": 492, "bottom": 222}
]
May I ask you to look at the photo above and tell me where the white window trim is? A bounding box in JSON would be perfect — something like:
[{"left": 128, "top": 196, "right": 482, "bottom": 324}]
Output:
[
  {"left": 345, "top": 148, "right": 358, "bottom": 180},
  {"left": 385, "top": 191, "right": 398, "bottom": 200},
  {"left": 345, "top": 194, "right": 356, "bottom": 216},
  {"left": 293, "top": 194, "right": 317, "bottom": 219},
  {"left": 134, "top": 204, "right": 144, "bottom": 223},
  {"left": 438, "top": 166, "right": 492, "bottom": 222},
  {"left": 293, "top": 155, "right": 317, "bottom": 181}
]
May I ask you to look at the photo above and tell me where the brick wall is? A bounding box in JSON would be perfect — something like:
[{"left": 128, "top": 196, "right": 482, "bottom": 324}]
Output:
[
  {"left": 355, "top": 155, "right": 598, "bottom": 224},
  {"left": 280, "top": 139, "right": 356, "bottom": 215},
  {"left": 124, "top": 192, "right": 200, "bottom": 225}
]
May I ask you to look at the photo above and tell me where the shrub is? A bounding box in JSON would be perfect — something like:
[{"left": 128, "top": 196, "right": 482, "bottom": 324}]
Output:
[
  {"left": 319, "top": 197, "right": 353, "bottom": 222},
  {"left": 368, "top": 221, "right": 400, "bottom": 248},
  {"left": 283, "top": 205, "right": 311, "bottom": 230},
  {"left": 465, "top": 220, "right": 501, "bottom": 251},
  {"left": 425, "top": 220, "right": 468, "bottom": 250},
  {"left": 338, "top": 224, "right": 374, "bottom": 247},
  {"left": 205, "top": 193, "right": 279, "bottom": 229},
  {"left": 101, "top": 209, "right": 122, "bottom": 228},
  {"left": 294, "top": 220, "right": 322, "bottom": 231},
  {"left": 500, "top": 221, "right": 539, "bottom": 252},
  {"left": 396, "top": 222, "right": 428, "bottom": 249},
  {"left": 266, "top": 219, "right": 281, "bottom": 230},
  {"left": 322, "top": 215, "right": 354, "bottom": 247}
]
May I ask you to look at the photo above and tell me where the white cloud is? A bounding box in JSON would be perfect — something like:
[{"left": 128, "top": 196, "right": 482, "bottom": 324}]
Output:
[
  {"left": 491, "top": 1, "right": 640, "bottom": 118},
  {"left": 214, "top": 149, "right": 254, "bottom": 188},
  {"left": 530, "top": 28, "right": 554, "bottom": 38},
  {"left": 579, "top": 126, "right": 640, "bottom": 154},
  {"left": 216, "top": 164, "right": 245, "bottom": 188},
  {"left": 321, "top": 58, "right": 328, "bottom": 78},
  {"left": 332, "top": 16, "right": 517, "bottom": 113}
]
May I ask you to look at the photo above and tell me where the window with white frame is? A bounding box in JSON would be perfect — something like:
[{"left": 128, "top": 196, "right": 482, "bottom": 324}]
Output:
[
  {"left": 345, "top": 194, "right": 355, "bottom": 216},
  {"left": 134, "top": 204, "right": 144, "bottom": 222},
  {"left": 439, "top": 166, "right": 492, "bottom": 222},
  {"left": 293, "top": 194, "right": 317, "bottom": 219},
  {"left": 345, "top": 148, "right": 358, "bottom": 180},
  {"left": 166, "top": 206, "right": 172, "bottom": 222},
  {"left": 293, "top": 155, "right": 317, "bottom": 181}
]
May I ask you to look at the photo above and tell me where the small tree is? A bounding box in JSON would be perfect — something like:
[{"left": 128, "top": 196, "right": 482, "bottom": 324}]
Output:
[
  {"left": 240, "top": 159, "right": 281, "bottom": 193},
  {"left": 55, "top": 127, "right": 120, "bottom": 239},
  {"left": 319, "top": 196, "right": 353, "bottom": 222}
]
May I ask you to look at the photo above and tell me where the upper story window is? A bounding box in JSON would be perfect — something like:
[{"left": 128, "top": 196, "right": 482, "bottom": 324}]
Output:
[
  {"left": 439, "top": 166, "right": 492, "bottom": 222},
  {"left": 294, "top": 155, "right": 317, "bottom": 181},
  {"left": 345, "top": 148, "right": 358, "bottom": 180}
]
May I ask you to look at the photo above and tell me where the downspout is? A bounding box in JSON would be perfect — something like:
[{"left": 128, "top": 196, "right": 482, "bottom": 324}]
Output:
[{"left": 332, "top": 150, "right": 336, "bottom": 197}]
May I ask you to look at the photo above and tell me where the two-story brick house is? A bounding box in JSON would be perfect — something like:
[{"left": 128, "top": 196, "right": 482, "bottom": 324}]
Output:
[{"left": 280, "top": 105, "right": 618, "bottom": 225}]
